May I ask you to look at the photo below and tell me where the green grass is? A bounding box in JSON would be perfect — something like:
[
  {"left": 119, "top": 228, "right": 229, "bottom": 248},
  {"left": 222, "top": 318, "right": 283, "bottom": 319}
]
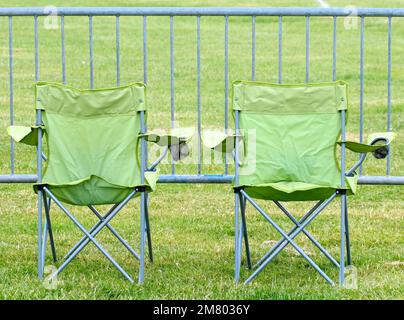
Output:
[{"left": 0, "top": 0, "right": 403, "bottom": 299}]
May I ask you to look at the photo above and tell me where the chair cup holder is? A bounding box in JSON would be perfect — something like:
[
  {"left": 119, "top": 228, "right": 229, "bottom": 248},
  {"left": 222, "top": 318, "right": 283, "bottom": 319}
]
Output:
[
  {"left": 371, "top": 138, "right": 389, "bottom": 159},
  {"left": 169, "top": 142, "right": 189, "bottom": 161}
]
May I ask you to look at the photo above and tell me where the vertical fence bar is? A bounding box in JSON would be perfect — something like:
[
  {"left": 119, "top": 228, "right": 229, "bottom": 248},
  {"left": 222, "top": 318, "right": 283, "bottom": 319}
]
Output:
[
  {"left": 142, "top": 16, "right": 148, "bottom": 169},
  {"left": 139, "top": 110, "right": 146, "bottom": 284},
  {"left": 61, "top": 15, "right": 66, "bottom": 84},
  {"left": 8, "top": 16, "right": 14, "bottom": 174},
  {"left": 36, "top": 109, "right": 43, "bottom": 279},
  {"left": 251, "top": 15, "right": 256, "bottom": 81},
  {"left": 34, "top": 16, "right": 39, "bottom": 82},
  {"left": 143, "top": 16, "right": 147, "bottom": 85},
  {"left": 197, "top": 15, "right": 201, "bottom": 175},
  {"left": 386, "top": 16, "right": 392, "bottom": 175},
  {"left": 359, "top": 16, "right": 365, "bottom": 174},
  {"left": 170, "top": 16, "right": 175, "bottom": 174},
  {"left": 278, "top": 16, "right": 282, "bottom": 84},
  {"left": 234, "top": 110, "right": 240, "bottom": 282},
  {"left": 89, "top": 15, "right": 94, "bottom": 89},
  {"left": 116, "top": 15, "right": 120, "bottom": 86},
  {"left": 332, "top": 16, "right": 337, "bottom": 81},
  {"left": 224, "top": 15, "right": 229, "bottom": 175},
  {"left": 305, "top": 15, "right": 310, "bottom": 83}
]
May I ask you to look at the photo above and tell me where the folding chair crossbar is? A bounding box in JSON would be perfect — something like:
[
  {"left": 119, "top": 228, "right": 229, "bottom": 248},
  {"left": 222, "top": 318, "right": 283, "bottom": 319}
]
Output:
[
  {"left": 63, "top": 203, "right": 120, "bottom": 260},
  {"left": 42, "top": 195, "right": 57, "bottom": 262},
  {"left": 343, "top": 196, "right": 352, "bottom": 266},
  {"left": 273, "top": 201, "right": 339, "bottom": 268},
  {"left": 43, "top": 187, "right": 137, "bottom": 283},
  {"left": 88, "top": 205, "right": 141, "bottom": 260},
  {"left": 253, "top": 199, "right": 324, "bottom": 268},
  {"left": 239, "top": 196, "right": 252, "bottom": 269},
  {"left": 144, "top": 194, "right": 153, "bottom": 262},
  {"left": 240, "top": 190, "right": 336, "bottom": 285},
  {"left": 40, "top": 193, "right": 56, "bottom": 270}
]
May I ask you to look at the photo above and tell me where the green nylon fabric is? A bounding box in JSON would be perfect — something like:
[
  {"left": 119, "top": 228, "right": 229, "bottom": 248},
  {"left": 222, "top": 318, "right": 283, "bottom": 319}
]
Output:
[
  {"left": 6, "top": 125, "right": 43, "bottom": 146},
  {"left": 32, "top": 82, "right": 154, "bottom": 206},
  {"left": 232, "top": 80, "right": 350, "bottom": 201},
  {"left": 339, "top": 131, "right": 395, "bottom": 153},
  {"left": 201, "top": 129, "right": 237, "bottom": 154}
]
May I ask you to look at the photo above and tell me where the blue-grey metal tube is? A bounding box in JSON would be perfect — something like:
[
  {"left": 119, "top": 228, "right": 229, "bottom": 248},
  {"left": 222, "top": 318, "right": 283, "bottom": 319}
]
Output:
[
  {"left": 251, "top": 15, "right": 256, "bottom": 81},
  {"left": 89, "top": 15, "right": 94, "bottom": 88},
  {"left": 386, "top": 16, "right": 392, "bottom": 175},
  {"left": 359, "top": 16, "right": 365, "bottom": 175},
  {"left": 234, "top": 110, "right": 240, "bottom": 282},
  {"left": 40, "top": 215, "right": 48, "bottom": 272},
  {"left": 332, "top": 16, "right": 337, "bottom": 81},
  {"left": 143, "top": 16, "right": 147, "bottom": 84},
  {"left": 359, "top": 16, "right": 365, "bottom": 143},
  {"left": 36, "top": 109, "right": 43, "bottom": 279},
  {"left": 197, "top": 15, "right": 202, "bottom": 175},
  {"left": 305, "top": 15, "right": 309, "bottom": 82},
  {"left": 8, "top": 16, "right": 14, "bottom": 175},
  {"left": 242, "top": 190, "right": 335, "bottom": 285},
  {"left": 341, "top": 110, "right": 346, "bottom": 188},
  {"left": 116, "top": 15, "right": 120, "bottom": 86},
  {"left": 278, "top": 16, "right": 282, "bottom": 84},
  {"left": 45, "top": 187, "right": 135, "bottom": 283},
  {"left": 1, "top": 7, "right": 404, "bottom": 17},
  {"left": 254, "top": 200, "right": 324, "bottom": 268},
  {"left": 61, "top": 15, "right": 66, "bottom": 84},
  {"left": 139, "top": 110, "right": 147, "bottom": 284},
  {"left": 224, "top": 15, "right": 229, "bottom": 175},
  {"left": 88, "top": 205, "right": 140, "bottom": 260},
  {"left": 170, "top": 15, "right": 175, "bottom": 174},
  {"left": 64, "top": 203, "right": 119, "bottom": 260},
  {"left": 34, "top": 16, "right": 39, "bottom": 81},
  {"left": 274, "top": 200, "right": 339, "bottom": 268},
  {"left": 2, "top": 174, "right": 404, "bottom": 185},
  {"left": 339, "top": 110, "right": 347, "bottom": 285}
]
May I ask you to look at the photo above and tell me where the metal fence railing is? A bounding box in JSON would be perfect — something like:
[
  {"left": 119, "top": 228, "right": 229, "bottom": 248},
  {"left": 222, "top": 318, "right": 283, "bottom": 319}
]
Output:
[{"left": 0, "top": 7, "right": 403, "bottom": 185}]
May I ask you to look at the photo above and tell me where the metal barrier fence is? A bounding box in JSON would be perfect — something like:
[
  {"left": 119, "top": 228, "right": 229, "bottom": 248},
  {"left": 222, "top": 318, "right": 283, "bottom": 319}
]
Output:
[{"left": 0, "top": 7, "right": 403, "bottom": 185}]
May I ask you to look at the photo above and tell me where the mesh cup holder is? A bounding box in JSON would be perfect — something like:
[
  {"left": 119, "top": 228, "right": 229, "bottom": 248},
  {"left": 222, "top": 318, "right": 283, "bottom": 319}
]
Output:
[
  {"left": 169, "top": 142, "right": 189, "bottom": 161},
  {"left": 371, "top": 138, "right": 389, "bottom": 159}
]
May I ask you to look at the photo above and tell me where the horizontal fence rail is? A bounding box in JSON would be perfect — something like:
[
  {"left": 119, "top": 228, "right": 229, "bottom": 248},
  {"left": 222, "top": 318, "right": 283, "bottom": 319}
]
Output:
[
  {"left": 0, "top": 7, "right": 404, "bottom": 17},
  {"left": 0, "top": 7, "right": 403, "bottom": 185}
]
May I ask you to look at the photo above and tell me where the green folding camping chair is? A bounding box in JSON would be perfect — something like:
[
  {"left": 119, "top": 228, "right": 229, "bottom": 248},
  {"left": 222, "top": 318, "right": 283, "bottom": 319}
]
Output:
[
  {"left": 8, "top": 82, "right": 191, "bottom": 284},
  {"left": 208, "top": 80, "right": 395, "bottom": 286}
]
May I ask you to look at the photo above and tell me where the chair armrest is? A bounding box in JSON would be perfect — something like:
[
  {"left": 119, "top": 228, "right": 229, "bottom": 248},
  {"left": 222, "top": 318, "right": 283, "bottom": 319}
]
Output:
[
  {"left": 201, "top": 129, "right": 240, "bottom": 153},
  {"left": 140, "top": 127, "right": 195, "bottom": 162},
  {"left": 339, "top": 132, "right": 396, "bottom": 177},
  {"left": 338, "top": 132, "right": 395, "bottom": 158},
  {"left": 147, "top": 147, "right": 168, "bottom": 171},
  {"left": 7, "top": 125, "right": 45, "bottom": 146}
]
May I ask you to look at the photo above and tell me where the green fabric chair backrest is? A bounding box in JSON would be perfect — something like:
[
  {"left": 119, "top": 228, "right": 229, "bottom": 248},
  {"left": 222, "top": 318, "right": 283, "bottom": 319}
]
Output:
[
  {"left": 36, "top": 82, "right": 150, "bottom": 205},
  {"left": 233, "top": 81, "right": 348, "bottom": 201}
]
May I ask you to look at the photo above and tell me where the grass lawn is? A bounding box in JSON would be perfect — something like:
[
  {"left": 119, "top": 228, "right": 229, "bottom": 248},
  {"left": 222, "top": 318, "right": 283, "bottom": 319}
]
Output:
[{"left": 0, "top": 0, "right": 403, "bottom": 299}]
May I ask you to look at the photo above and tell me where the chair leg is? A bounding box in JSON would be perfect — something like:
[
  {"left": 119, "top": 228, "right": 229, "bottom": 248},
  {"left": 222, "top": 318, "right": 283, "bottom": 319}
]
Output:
[
  {"left": 45, "top": 187, "right": 135, "bottom": 283},
  {"left": 339, "top": 192, "right": 347, "bottom": 286},
  {"left": 87, "top": 205, "right": 140, "bottom": 261},
  {"left": 43, "top": 194, "right": 57, "bottom": 262},
  {"left": 138, "top": 190, "right": 146, "bottom": 284},
  {"left": 344, "top": 196, "right": 352, "bottom": 266},
  {"left": 37, "top": 189, "right": 44, "bottom": 279},
  {"left": 242, "top": 190, "right": 336, "bottom": 285},
  {"left": 234, "top": 191, "right": 241, "bottom": 283},
  {"left": 145, "top": 194, "right": 153, "bottom": 263},
  {"left": 239, "top": 195, "right": 252, "bottom": 270}
]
